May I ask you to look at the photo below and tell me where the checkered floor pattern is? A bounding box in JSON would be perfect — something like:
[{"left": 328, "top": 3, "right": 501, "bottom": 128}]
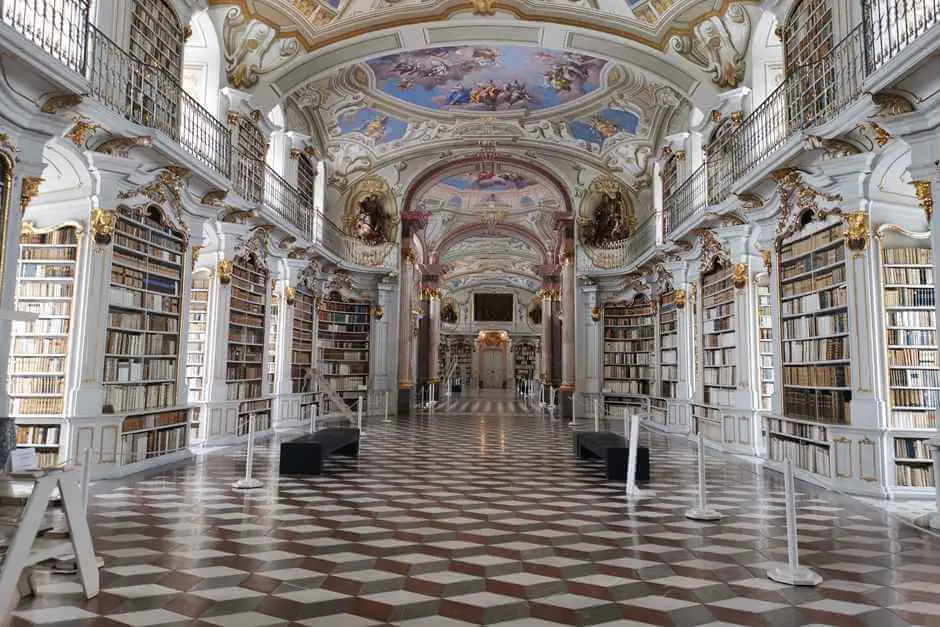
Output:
[{"left": 11, "top": 394, "right": 940, "bottom": 626}]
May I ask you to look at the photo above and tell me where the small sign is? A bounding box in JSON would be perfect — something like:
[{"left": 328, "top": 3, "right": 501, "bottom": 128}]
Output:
[{"left": 9, "top": 447, "right": 39, "bottom": 472}]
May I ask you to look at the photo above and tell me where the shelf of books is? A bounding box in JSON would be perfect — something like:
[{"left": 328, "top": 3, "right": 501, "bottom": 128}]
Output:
[
  {"left": 292, "top": 288, "right": 316, "bottom": 393},
  {"left": 881, "top": 244, "right": 938, "bottom": 495},
  {"left": 514, "top": 343, "right": 536, "bottom": 381},
  {"left": 186, "top": 271, "right": 210, "bottom": 440},
  {"left": 757, "top": 284, "right": 775, "bottom": 411},
  {"left": 9, "top": 225, "right": 80, "bottom": 467},
  {"left": 228, "top": 253, "right": 271, "bottom": 433},
  {"left": 602, "top": 298, "right": 654, "bottom": 413},
  {"left": 267, "top": 291, "right": 279, "bottom": 395},
  {"left": 659, "top": 291, "right": 678, "bottom": 399},
  {"left": 318, "top": 292, "right": 371, "bottom": 410},
  {"left": 770, "top": 218, "right": 851, "bottom": 486},
  {"left": 701, "top": 263, "right": 735, "bottom": 407}
]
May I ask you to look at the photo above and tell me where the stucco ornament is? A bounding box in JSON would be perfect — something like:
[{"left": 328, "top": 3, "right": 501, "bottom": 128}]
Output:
[
  {"left": 670, "top": 3, "right": 751, "bottom": 88},
  {"left": 223, "top": 7, "right": 301, "bottom": 89}
]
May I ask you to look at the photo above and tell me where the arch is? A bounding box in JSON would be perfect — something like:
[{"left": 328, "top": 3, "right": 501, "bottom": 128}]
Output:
[
  {"left": 432, "top": 222, "right": 549, "bottom": 266},
  {"left": 402, "top": 155, "right": 574, "bottom": 217}
]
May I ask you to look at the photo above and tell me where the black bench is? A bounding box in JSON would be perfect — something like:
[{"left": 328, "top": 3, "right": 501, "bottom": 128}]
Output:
[
  {"left": 574, "top": 431, "right": 649, "bottom": 481},
  {"left": 279, "top": 427, "right": 360, "bottom": 475}
]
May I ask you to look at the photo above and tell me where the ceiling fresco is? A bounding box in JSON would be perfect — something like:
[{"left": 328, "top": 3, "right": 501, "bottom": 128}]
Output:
[
  {"left": 366, "top": 46, "right": 608, "bottom": 113},
  {"left": 336, "top": 107, "right": 408, "bottom": 145},
  {"left": 568, "top": 107, "right": 640, "bottom": 148}
]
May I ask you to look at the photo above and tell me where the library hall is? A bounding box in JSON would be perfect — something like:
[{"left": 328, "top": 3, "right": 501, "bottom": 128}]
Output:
[{"left": 3, "top": 0, "right": 940, "bottom": 625}]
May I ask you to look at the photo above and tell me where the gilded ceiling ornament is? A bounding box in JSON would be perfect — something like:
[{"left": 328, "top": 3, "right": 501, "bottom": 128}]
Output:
[
  {"left": 90, "top": 208, "right": 115, "bottom": 245},
  {"left": 66, "top": 118, "right": 100, "bottom": 146},
  {"left": 732, "top": 262, "right": 748, "bottom": 289},
  {"left": 19, "top": 176, "right": 43, "bottom": 213},
  {"left": 471, "top": 0, "right": 497, "bottom": 17},
  {"left": 843, "top": 211, "right": 869, "bottom": 252},
  {"left": 913, "top": 181, "right": 934, "bottom": 222},
  {"left": 671, "top": 3, "right": 751, "bottom": 89},
  {"left": 223, "top": 7, "right": 301, "bottom": 89},
  {"left": 40, "top": 94, "right": 81, "bottom": 114},
  {"left": 217, "top": 258, "right": 234, "bottom": 284},
  {"left": 95, "top": 135, "right": 153, "bottom": 157}
]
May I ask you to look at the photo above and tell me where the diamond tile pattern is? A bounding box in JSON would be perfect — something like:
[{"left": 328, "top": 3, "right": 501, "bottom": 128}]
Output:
[{"left": 11, "top": 393, "right": 940, "bottom": 626}]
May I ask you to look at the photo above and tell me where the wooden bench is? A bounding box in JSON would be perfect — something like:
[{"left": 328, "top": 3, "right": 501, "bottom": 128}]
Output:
[
  {"left": 279, "top": 427, "right": 360, "bottom": 475},
  {"left": 574, "top": 431, "right": 649, "bottom": 481}
]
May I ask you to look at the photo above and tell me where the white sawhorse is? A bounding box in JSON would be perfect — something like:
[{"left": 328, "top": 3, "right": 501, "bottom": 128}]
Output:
[{"left": 0, "top": 469, "right": 99, "bottom": 612}]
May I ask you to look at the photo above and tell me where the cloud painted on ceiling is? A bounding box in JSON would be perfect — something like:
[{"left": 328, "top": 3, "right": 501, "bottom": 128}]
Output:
[
  {"left": 366, "top": 46, "right": 607, "bottom": 112},
  {"left": 569, "top": 108, "right": 640, "bottom": 148},
  {"left": 337, "top": 108, "right": 407, "bottom": 144},
  {"left": 420, "top": 164, "right": 561, "bottom": 212}
]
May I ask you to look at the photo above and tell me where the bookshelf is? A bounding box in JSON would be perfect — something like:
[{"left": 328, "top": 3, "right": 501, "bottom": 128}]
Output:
[
  {"left": 778, "top": 220, "right": 850, "bottom": 424},
  {"left": 757, "top": 284, "right": 775, "bottom": 411},
  {"left": 291, "top": 287, "right": 317, "bottom": 393},
  {"left": 104, "top": 206, "right": 183, "bottom": 414},
  {"left": 659, "top": 291, "right": 678, "bottom": 399},
  {"left": 603, "top": 297, "right": 654, "bottom": 409},
  {"left": 514, "top": 342, "right": 536, "bottom": 380},
  {"left": 318, "top": 292, "right": 371, "bottom": 405},
  {"left": 227, "top": 253, "right": 271, "bottom": 432},
  {"left": 119, "top": 409, "right": 189, "bottom": 465},
  {"left": 881, "top": 244, "right": 937, "bottom": 492},
  {"left": 701, "top": 264, "right": 735, "bottom": 407},
  {"left": 267, "top": 291, "right": 279, "bottom": 395},
  {"left": 9, "top": 224, "right": 80, "bottom": 466},
  {"left": 186, "top": 271, "right": 209, "bottom": 440}
]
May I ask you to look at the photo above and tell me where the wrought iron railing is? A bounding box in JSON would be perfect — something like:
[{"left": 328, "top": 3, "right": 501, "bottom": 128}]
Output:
[
  {"left": 86, "top": 27, "right": 231, "bottom": 177},
  {"left": 665, "top": 164, "right": 707, "bottom": 234},
  {"left": 626, "top": 214, "right": 656, "bottom": 267},
  {"left": 263, "top": 165, "right": 310, "bottom": 238},
  {"left": 1, "top": 0, "right": 89, "bottom": 73},
  {"left": 864, "top": 0, "right": 940, "bottom": 71}
]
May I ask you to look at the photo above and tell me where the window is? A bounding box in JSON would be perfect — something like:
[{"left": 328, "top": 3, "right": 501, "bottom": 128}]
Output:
[{"left": 128, "top": 0, "right": 185, "bottom": 134}]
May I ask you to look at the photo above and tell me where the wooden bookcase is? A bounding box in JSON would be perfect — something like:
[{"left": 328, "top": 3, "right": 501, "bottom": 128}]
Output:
[
  {"left": 267, "top": 291, "right": 279, "bottom": 395},
  {"left": 757, "top": 284, "right": 775, "bottom": 411},
  {"left": 881, "top": 244, "right": 937, "bottom": 493},
  {"left": 9, "top": 224, "right": 81, "bottom": 467},
  {"left": 700, "top": 263, "right": 735, "bottom": 407},
  {"left": 602, "top": 297, "right": 654, "bottom": 411},
  {"left": 659, "top": 291, "right": 678, "bottom": 399},
  {"left": 104, "top": 206, "right": 183, "bottom": 414},
  {"left": 318, "top": 292, "right": 371, "bottom": 406},
  {"left": 227, "top": 253, "right": 271, "bottom": 432},
  {"left": 186, "top": 271, "right": 209, "bottom": 440},
  {"left": 513, "top": 342, "right": 536, "bottom": 380},
  {"left": 291, "top": 288, "right": 317, "bottom": 393}
]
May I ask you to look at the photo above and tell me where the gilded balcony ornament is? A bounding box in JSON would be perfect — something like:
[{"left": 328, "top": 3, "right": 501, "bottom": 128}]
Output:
[
  {"left": 285, "top": 286, "right": 296, "bottom": 305},
  {"left": 710, "top": 109, "right": 722, "bottom": 123},
  {"left": 90, "top": 208, "right": 115, "bottom": 245},
  {"left": 0, "top": 132, "right": 18, "bottom": 154},
  {"left": 184, "top": 25, "right": 193, "bottom": 41},
  {"left": 250, "top": 110, "right": 263, "bottom": 122},
  {"left": 40, "top": 94, "right": 82, "bottom": 114},
  {"left": 402, "top": 247, "right": 417, "bottom": 264},
  {"left": 674, "top": 150, "right": 686, "bottom": 161},
  {"left": 421, "top": 287, "right": 441, "bottom": 301},
  {"left": 869, "top": 122, "right": 891, "bottom": 146},
  {"left": 191, "top": 244, "right": 202, "bottom": 270},
  {"left": 373, "top": 306, "right": 385, "bottom": 320},
  {"left": 66, "top": 119, "right": 100, "bottom": 146},
  {"left": 843, "top": 211, "right": 870, "bottom": 252},
  {"left": 95, "top": 135, "right": 153, "bottom": 157},
  {"left": 730, "top": 111, "right": 743, "bottom": 126},
  {"left": 760, "top": 248, "right": 772, "bottom": 272},
  {"left": 201, "top": 189, "right": 228, "bottom": 206},
  {"left": 290, "top": 148, "right": 302, "bottom": 160},
  {"left": 913, "top": 181, "right": 934, "bottom": 222},
  {"left": 590, "top": 306, "right": 601, "bottom": 322},
  {"left": 217, "top": 259, "right": 234, "bottom": 284},
  {"left": 19, "top": 177, "right": 43, "bottom": 213},
  {"left": 675, "top": 289, "right": 687, "bottom": 309},
  {"left": 736, "top": 192, "right": 765, "bottom": 211},
  {"left": 227, "top": 111, "right": 240, "bottom": 126},
  {"left": 732, "top": 262, "right": 748, "bottom": 289},
  {"left": 661, "top": 146, "right": 672, "bottom": 158}
]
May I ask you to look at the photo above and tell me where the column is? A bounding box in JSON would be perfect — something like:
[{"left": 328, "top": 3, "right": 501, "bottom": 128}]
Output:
[
  {"left": 397, "top": 245, "right": 416, "bottom": 414},
  {"left": 560, "top": 249, "right": 576, "bottom": 419},
  {"left": 540, "top": 288, "right": 553, "bottom": 404}
]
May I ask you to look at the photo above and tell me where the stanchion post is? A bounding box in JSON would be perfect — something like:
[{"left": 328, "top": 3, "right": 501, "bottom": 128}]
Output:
[
  {"left": 357, "top": 395, "right": 365, "bottom": 435},
  {"left": 81, "top": 448, "right": 92, "bottom": 514},
  {"left": 310, "top": 403, "right": 317, "bottom": 434},
  {"left": 767, "top": 458, "right": 822, "bottom": 586},
  {"left": 624, "top": 411, "right": 649, "bottom": 499},
  {"left": 685, "top": 432, "right": 720, "bottom": 521},
  {"left": 568, "top": 392, "right": 577, "bottom": 427},
  {"left": 233, "top": 414, "right": 263, "bottom": 489},
  {"left": 383, "top": 391, "right": 390, "bottom": 423},
  {"left": 593, "top": 398, "right": 599, "bottom": 432}
]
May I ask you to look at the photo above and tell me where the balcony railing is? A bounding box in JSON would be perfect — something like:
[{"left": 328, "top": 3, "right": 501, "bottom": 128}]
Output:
[
  {"left": 665, "top": 6, "right": 937, "bottom": 237},
  {"left": 626, "top": 214, "right": 656, "bottom": 267},
  {"left": 264, "top": 165, "right": 310, "bottom": 239},
  {"left": 320, "top": 213, "right": 397, "bottom": 268},
  {"left": 86, "top": 27, "right": 231, "bottom": 177},
  {"left": 1, "top": 0, "right": 89, "bottom": 73},
  {"left": 232, "top": 149, "right": 264, "bottom": 204}
]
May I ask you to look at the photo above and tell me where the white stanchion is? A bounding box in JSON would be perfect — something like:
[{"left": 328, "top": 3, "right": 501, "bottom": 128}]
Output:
[
  {"left": 568, "top": 393, "right": 577, "bottom": 426},
  {"left": 539, "top": 382, "right": 546, "bottom": 408},
  {"left": 767, "top": 458, "right": 823, "bottom": 586},
  {"left": 310, "top": 403, "right": 317, "bottom": 434},
  {"left": 357, "top": 395, "right": 366, "bottom": 436},
  {"left": 624, "top": 411, "right": 651, "bottom": 499},
  {"left": 233, "top": 414, "right": 263, "bottom": 490},
  {"left": 383, "top": 391, "right": 391, "bottom": 423},
  {"left": 593, "top": 398, "right": 600, "bottom": 432},
  {"left": 685, "top": 432, "right": 720, "bottom": 521},
  {"left": 81, "top": 448, "right": 92, "bottom": 514}
]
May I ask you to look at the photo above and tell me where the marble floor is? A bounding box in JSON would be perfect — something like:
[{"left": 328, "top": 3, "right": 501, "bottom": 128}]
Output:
[{"left": 10, "top": 391, "right": 940, "bottom": 626}]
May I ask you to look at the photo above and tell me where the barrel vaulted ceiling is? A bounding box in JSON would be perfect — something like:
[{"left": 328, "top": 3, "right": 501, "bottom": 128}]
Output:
[{"left": 207, "top": 0, "right": 761, "bottom": 308}]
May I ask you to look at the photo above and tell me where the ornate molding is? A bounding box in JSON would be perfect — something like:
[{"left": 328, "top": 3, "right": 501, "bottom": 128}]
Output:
[
  {"left": 736, "top": 192, "right": 765, "bottom": 211},
  {"left": 675, "top": 289, "right": 687, "bottom": 309},
  {"left": 285, "top": 286, "right": 297, "bottom": 305},
  {"left": 223, "top": 6, "right": 301, "bottom": 89},
  {"left": 759, "top": 248, "right": 771, "bottom": 272},
  {"left": 771, "top": 168, "right": 843, "bottom": 245},
  {"left": 191, "top": 244, "right": 202, "bottom": 270},
  {"left": 95, "top": 135, "right": 153, "bottom": 157},
  {"left": 872, "top": 92, "right": 915, "bottom": 117},
  {"left": 402, "top": 246, "right": 417, "bottom": 264},
  {"left": 670, "top": 3, "right": 751, "bottom": 89},
  {"left": 91, "top": 208, "right": 115, "bottom": 245},
  {"left": 66, "top": 118, "right": 100, "bottom": 146},
  {"left": 732, "top": 262, "right": 748, "bottom": 289},
  {"left": 40, "top": 94, "right": 81, "bottom": 114},
  {"left": 843, "top": 211, "right": 869, "bottom": 253},
  {"left": 19, "top": 176, "right": 43, "bottom": 213},
  {"left": 913, "top": 181, "right": 934, "bottom": 222},
  {"left": 471, "top": 0, "right": 496, "bottom": 15},
  {"left": 421, "top": 287, "right": 441, "bottom": 301},
  {"left": 697, "top": 229, "right": 729, "bottom": 274},
  {"left": 217, "top": 258, "right": 234, "bottom": 284}
]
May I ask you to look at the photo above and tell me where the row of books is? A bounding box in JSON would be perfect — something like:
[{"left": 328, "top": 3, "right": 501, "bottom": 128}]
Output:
[
  {"left": 227, "top": 381, "right": 263, "bottom": 399},
  {"left": 887, "top": 330, "right": 935, "bottom": 346},
  {"left": 894, "top": 438, "right": 932, "bottom": 459},
  {"left": 10, "top": 356, "right": 65, "bottom": 373},
  {"left": 781, "top": 245, "right": 845, "bottom": 279},
  {"left": 114, "top": 236, "right": 182, "bottom": 265},
  {"left": 767, "top": 437, "right": 831, "bottom": 477},
  {"left": 122, "top": 410, "right": 187, "bottom": 433},
  {"left": 780, "top": 224, "right": 843, "bottom": 261},
  {"left": 11, "top": 397, "right": 64, "bottom": 415},
  {"left": 889, "top": 348, "right": 937, "bottom": 367},
  {"left": 603, "top": 365, "right": 653, "bottom": 379},
  {"left": 605, "top": 380, "right": 650, "bottom": 394},
  {"left": 321, "top": 364, "right": 369, "bottom": 376},
  {"left": 603, "top": 306, "right": 652, "bottom": 318},
  {"left": 660, "top": 347, "right": 678, "bottom": 361},
  {"left": 13, "top": 337, "right": 68, "bottom": 355},
  {"left": 891, "top": 411, "right": 936, "bottom": 429},
  {"left": 232, "top": 286, "right": 265, "bottom": 304},
  {"left": 704, "top": 347, "right": 735, "bottom": 366},
  {"left": 703, "top": 317, "right": 733, "bottom": 333},
  {"left": 781, "top": 286, "right": 847, "bottom": 316},
  {"left": 230, "top": 312, "right": 265, "bottom": 327},
  {"left": 15, "top": 282, "right": 73, "bottom": 298},
  {"left": 604, "top": 340, "right": 654, "bottom": 352},
  {"left": 105, "top": 331, "right": 177, "bottom": 356},
  {"left": 326, "top": 376, "right": 369, "bottom": 392},
  {"left": 21, "top": 230, "right": 77, "bottom": 246},
  {"left": 704, "top": 303, "right": 733, "bottom": 320},
  {"left": 895, "top": 464, "right": 935, "bottom": 487},
  {"left": 603, "top": 328, "right": 654, "bottom": 339},
  {"left": 104, "top": 357, "right": 176, "bottom": 382},
  {"left": 781, "top": 267, "right": 846, "bottom": 298},
  {"left": 703, "top": 368, "right": 735, "bottom": 386},
  {"left": 883, "top": 267, "right": 933, "bottom": 285},
  {"left": 13, "top": 318, "right": 69, "bottom": 334},
  {"left": 322, "top": 350, "right": 370, "bottom": 361},
  {"left": 16, "top": 300, "right": 71, "bottom": 316},
  {"left": 782, "top": 311, "right": 848, "bottom": 338},
  {"left": 18, "top": 263, "right": 75, "bottom": 278},
  {"left": 20, "top": 248, "right": 76, "bottom": 261},
  {"left": 887, "top": 310, "right": 935, "bottom": 327},
  {"left": 8, "top": 378, "right": 65, "bottom": 394},
  {"left": 227, "top": 347, "right": 263, "bottom": 362},
  {"left": 229, "top": 330, "right": 265, "bottom": 345},
  {"left": 703, "top": 386, "right": 733, "bottom": 406},
  {"left": 884, "top": 287, "right": 936, "bottom": 307},
  {"left": 883, "top": 248, "right": 933, "bottom": 265},
  {"left": 766, "top": 417, "right": 828, "bottom": 441},
  {"left": 110, "top": 286, "right": 179, "bottom": 313},
  {"left": 15, "top": 425, "right": 60, "bottom": 445},
  {"left": 782, "top": 388, "right": 851, "bottom": 423},
  {"left": 784, "top": 365, "right": 850, "bottom": 387},
  {"left": 319, "top": 324, "right": 370, "bottom": 333},
  {"left": 892, "top": 389, "right": 940, "bottom": 408},
  {"left": 120, "top": 427, "right": 187, "bottom": 465},
  {"left": 604, "top": 353, "right": 651, "bottom": 365},
  {"left": 103, "top": 382, "right": 176, "bottom": 412},
  {"left": 703, "top": 333, "right": 735, "bottom": 348},
  {"left": 783, "top": 337, "right": 848, "bottom": 362}
]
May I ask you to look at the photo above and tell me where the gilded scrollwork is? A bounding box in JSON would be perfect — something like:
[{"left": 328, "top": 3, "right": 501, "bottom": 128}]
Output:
[
  {"left": 843, "top": 211, "right": 869, "bottom": 253},
  {"left": 913, "top": 181, "right": 934, "bottom": 222},
  {"left": 91, "top": 208, "right": 116, "bottom": 245},
  {"left": 217, "top": 258, "right": 234, "bottom": 284}
]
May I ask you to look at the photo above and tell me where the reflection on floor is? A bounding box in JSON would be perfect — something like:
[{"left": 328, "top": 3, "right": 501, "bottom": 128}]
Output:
[{"left": 11, "top": 394, "right": 940, "bottom": 626}]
